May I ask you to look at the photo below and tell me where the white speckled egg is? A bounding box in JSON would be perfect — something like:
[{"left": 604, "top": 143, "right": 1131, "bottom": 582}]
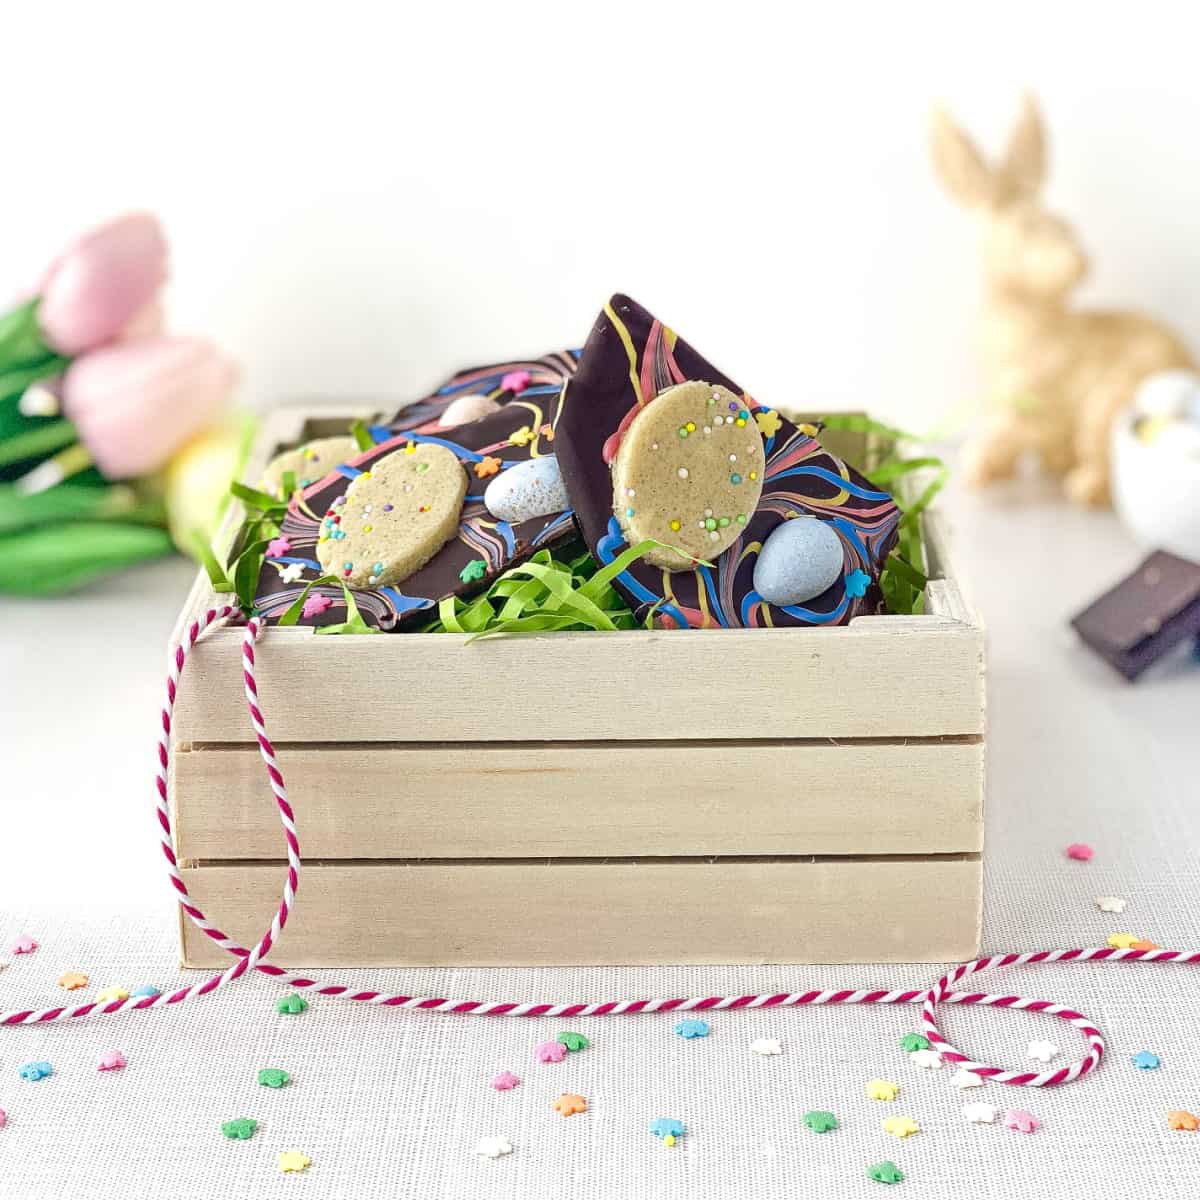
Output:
[
  {"left": 439, "top": 392, "right": 502, "bottom": 428},
  {"left": 753, "top": 517, "right": 845, "bottom": 606},
  {"left": 1133, "top": 370, "right": 1200, "bottom": 420},
  {"left": 483, "top": 455, "right": 568, "bottom": 523}
]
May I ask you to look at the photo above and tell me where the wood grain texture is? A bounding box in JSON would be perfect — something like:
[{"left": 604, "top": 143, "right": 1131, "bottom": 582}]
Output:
[
  {"left": 173, "top": 738, "right": 984, "bottom": 859},
  {"left": 178, "top": 855, "right": 983, "bottom": 967}
]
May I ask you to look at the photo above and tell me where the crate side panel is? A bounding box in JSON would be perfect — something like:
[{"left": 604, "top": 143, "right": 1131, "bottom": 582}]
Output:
[
  {"left": 179, "top": 856, "right": 982, "bottom": 967},
  {"left": 174, "top": 740, "right": 984, "bottom": 859}
]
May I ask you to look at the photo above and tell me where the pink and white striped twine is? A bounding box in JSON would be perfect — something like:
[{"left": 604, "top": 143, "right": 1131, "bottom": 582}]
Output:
[{"left": 2, "top": 605, "right": 1189, "bottom": 1088}]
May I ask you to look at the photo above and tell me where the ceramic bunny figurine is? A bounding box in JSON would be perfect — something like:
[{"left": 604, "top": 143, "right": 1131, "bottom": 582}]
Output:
[{"left": 931, "top": 95, "right": 1194, "bottom": 506}]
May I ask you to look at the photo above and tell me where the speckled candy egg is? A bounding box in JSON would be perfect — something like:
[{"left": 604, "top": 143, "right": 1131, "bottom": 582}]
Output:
[
  {"left": 484, "top": 455, "right": 569, "bottom": 523},
  {"left": 753, "top": 517, "right": 845, "bottom": 606},
  {"left": 438, "top": 393, "right": 502, "bottom": 428}
]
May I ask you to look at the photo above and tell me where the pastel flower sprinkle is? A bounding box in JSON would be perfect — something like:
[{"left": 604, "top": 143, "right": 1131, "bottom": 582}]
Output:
[
  {"left": 675, "top": 1018, "right": 710, "bottom": 1039},
  {"left": 10, "top": 935, "right": 37, "bottom": 955},
  {"left": 474, "top": 1135, "right": 514, "bottom": 1158},
  {"left": 276, "top": 993, "right": 308, "bottom": 1015},
  {"left": 277, "top": 1150, "right": 311, "bottom": 1173},
  {"left": 1095, "top": 895, "right": 1126, "bottom": 913},
  {"left": 1132, "top": 1050, "right": 1161, "bottom": 1070},
  {"left": 267, "top": 535, "right": 291, "bottom": 558},
  {"left": 97, "top": 1051, "right": 126, "bottom": 1071},
  {"left": 491, "top": 1071, "right": 521, "bottom": 1091},
  {"left": 221, "top": 1117, "right": 258, "bottom": 1140},
  {"left": 882, "top": 1115, "right": 920, "bottom": 1139},
  {"left": 1065, "top": 843, "right": 1093, "bottom": 861},
  {"left": 130, "top": 985, "right": 161, "bottom": 998},
  {"left": 804, "top": 1110, "right": 838, "bottom": 1133},
  {"left": 649, "top": 1117, "right": 685, "bottom": 1146},
  {"left": 1003, "top": 1108, "right": 1039, "bottom": 1133},
  {"left": 867, "top": 1161, "right": 904, "bottom": 1185},
  {"left": 962, "top": 1102, "right": 998, "bottom": 1124},
  {"left": 556, "top": 1032, "right": 590, "bottom": 1052},
  {"left": 553, "top": 1093, "right": 587, "bottom": 1117},
  {"left": 500, "top": 370, "right": 531, "bottom": 394},
  {"left": 909, "top": 1048, "right": 942, "bottom": 1070},
  {"left": 898, "top": 1033, "right": 930, "bottom": 1052},
  {"left": 1168, "top": 1110, "right": 1199, "bottom": 1131},
  {"left": 95, "top": 986, "right": 128, "bottom": 1003},
  {"left": 865, "top": 1079, "right": 900, "bottom": 1101},
  {"left": 1106, "top": 932, "right": 1138, "bottom": 949},
  {"left": 1027, "top": 1040, "right": 1058, "bottom": 1063},
  {"left": 751, "top": 1037, "right": 783, "bottom": 1056},
  {"left": 845, "top": 569, "right": 871, "bottom": 598},
  {"left": 535, "top": 1041, "right": 567, "bottom": 1063},
  {"left": 57, "top": 972, "right": 89, "bottom": 991},
  {"left": 952, "top": 1068, "right": 984, "bottom": 1089},
  {"left": 19, "top": 1061, "right": 52, "bottom": 1082},
  {"left": 258, "top": 1068, "right": 290, "bottom": 1088},
  {"left": 301, "top": 593, "right": 333, "bottom": 619}
]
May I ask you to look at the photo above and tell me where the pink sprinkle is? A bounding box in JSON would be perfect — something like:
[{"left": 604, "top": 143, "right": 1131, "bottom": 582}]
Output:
[
  {"left": 0, "top": 1107, "right": 7, "bottom": 1128},
  {"left": 491, "top": 1071, "right": 521, "bottom": 1091},
  {"left": 1004, "top": 1108, "right": 1039, "bottom": 1133},
  {"left": 301, "top": 593, "right": 334, "bottom": 619},
  {"left": 10, "top": 935, "right": 37, "bottom": 955},
  {"left": 534, "top": 1041, "right": 567, "bottom": 1063},
  {"left": 97, "top": 1051, "right": 127, "bottom": 1072},
  {"left": 267, "top": 535, "right": 292, "bottom": 558},
  {"left": 1065, "top": 843, "right": 1093, "bottom": 862},
  {"left": 501, "top": 370, "right": 532, "bottom": 394}
]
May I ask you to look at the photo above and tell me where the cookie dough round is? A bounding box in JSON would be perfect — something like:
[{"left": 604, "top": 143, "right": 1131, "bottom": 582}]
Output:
[
  {"left": 612, "top": 381, "right": 765, "bottom": 569},
  {"left": 262, "top": 435, "right": 360, "bottom": 497},
  {"left": 316, "top": 442, "right": 467, "bottom": 589}
]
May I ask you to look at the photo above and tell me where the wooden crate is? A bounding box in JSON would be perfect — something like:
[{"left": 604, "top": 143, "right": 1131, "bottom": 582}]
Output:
[{"left": 170, "top": 407, "right": 985, "bottom": 968}]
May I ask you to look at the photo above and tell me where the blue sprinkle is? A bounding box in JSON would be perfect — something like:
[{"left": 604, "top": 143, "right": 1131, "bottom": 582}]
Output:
[
  {"left": 674, "top": 1018, "right": 710, "bottom": 1039},
  {"left": 649, "top": 1117, "right": 685, "bottom": 1141},
  {"left": 1131, "top": 1050, "right": 1161, "bottom": 1070},
  {"left": 731, "top": 474, "right": 742, "bottom": 485},
  {"left": 130, "top": 985, "right": 161, "bottom": 998},
  {"left": 19, "top": 1060, "right": 53, "bottom": 1081},
  {"left": 845, "top": 568, "right": 871, "bottom": 598},
  {"left": 626, "top": 507, "right": 635, "bottom": 518}
]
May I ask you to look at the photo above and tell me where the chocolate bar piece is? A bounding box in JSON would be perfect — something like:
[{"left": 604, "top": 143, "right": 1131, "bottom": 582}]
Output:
[
  {"left": 554, "top": 295, "right": 901, "bottom": 628},
  {"left": 254, "top": 397, "right": 575, "bottom": 631},
  {"left": 1071, "top": 549, "right": 1200, "bottom": 680}
]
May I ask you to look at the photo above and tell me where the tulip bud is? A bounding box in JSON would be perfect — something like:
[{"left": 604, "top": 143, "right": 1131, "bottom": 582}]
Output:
[
  {"left": 62, "top": 336, "right": 237, "bottom": 479},
  {"left": 38, "top": 213, "right": 168, "bottom": 355}
]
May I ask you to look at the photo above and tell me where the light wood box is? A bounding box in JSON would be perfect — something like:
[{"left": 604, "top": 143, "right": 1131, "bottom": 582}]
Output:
[{"left": 171, "top": 407, "right": 986, "bottom": 968}]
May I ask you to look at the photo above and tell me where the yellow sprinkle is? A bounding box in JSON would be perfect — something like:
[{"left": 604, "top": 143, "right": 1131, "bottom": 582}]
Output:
[
  {"left": 96, "top": 986, "right": 129, "bottom": 1003},
  {"left": 685, "top": 422, "right": 696, "bottom": 432},
  {"left": 797, "top": 422, "right": 820, "bottom": 437},
  {"left": 736, "top": 418, "right": 746, "bottom": 426},
  {"left": 363, "top": 525, "right": 373, "bottom": 533},
  {"left": 1107, "top": 932, "right": 1138, "bottom": 949},
  {"left": 663, "top": 1133, "right": 676, "bottom": 1146},
  {"left": 277, "top": 1151, "right": 311, "bottom": 1174},
  {"left": 404, "top": 442, "right": 416, "bottom": 455},
  {"left": 749, "top": 471, "right": 758, "bottom": 481}
]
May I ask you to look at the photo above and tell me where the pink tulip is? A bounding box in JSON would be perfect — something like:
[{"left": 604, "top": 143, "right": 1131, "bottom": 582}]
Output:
[
  {"left": 38, "top": 213, "right": 168, "bottom": 355},
  {"left": 62, "top": 336, "right": 237, "bottom": 478}
]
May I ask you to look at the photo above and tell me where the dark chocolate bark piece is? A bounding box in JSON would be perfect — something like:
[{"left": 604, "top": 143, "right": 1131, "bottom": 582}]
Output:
[
  {"left": 555, "top": 295, "right": 900, "bottom": 628},
  {"left": 1071, "top": 549, "right": 1200, "bottom": 680},
  {"left": 254, "top": 397, "right": 574, "bottom": 630}
]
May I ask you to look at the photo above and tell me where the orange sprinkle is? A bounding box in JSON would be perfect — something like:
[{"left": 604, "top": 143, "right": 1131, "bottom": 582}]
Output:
[
  {"left": 1169, "top": 1110, "right": 1199, "bottom": 1131},
  {"left": 57, "top": 971, "right": 89, "bottom": 991},
  {"left": 553, "top": 1093, "right": 587, "bottom": 1117},
  {"left": 1131, "top": 940, "right": 1160, "bottom": 951},
  {"left": 474, "top": 456, "right": 502, "bottom": 479}
]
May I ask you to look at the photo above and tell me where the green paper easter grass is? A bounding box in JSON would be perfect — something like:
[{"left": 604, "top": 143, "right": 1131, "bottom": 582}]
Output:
[{"left": 0, "top": 520, "right": 174, "bottom": 594}]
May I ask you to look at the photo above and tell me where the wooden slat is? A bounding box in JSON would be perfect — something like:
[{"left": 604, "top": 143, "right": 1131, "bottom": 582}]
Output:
[
  {"left": 179, "top": 855, "right": 983, "bottom": 967},
  {"left": 173, "top": 738, "right": 984, "bottom": 859},
  {"left": 173, "top": 616, "right": 984, "bottom": 742}
]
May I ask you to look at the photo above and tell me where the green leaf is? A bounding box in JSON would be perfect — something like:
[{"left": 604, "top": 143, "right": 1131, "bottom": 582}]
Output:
[
  {"left": 230, "top": 480, "right": 288, "bottom": 516},
  {"left": 231, "top": 538, "right": 273, "bottom": 612},
  {"left": 0, "top": 300, "right": 53, "bottom": 368},
  {"left": 350, "top": 419, "right": 375, "bottom": 451},
  {"left": 0, "top": 521, "right": 174, "bottom": 594},
  {"left": 0, "top": 420, "right": 78, "bottom": 469}
]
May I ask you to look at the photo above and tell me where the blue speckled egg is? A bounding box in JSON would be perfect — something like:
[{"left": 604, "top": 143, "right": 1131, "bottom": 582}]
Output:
[
  {"left": 753, "top": 517, "right": 844, "bottom": 606},
  {"left": 483, "top": 454, "right": 568, "bottom": 523}
]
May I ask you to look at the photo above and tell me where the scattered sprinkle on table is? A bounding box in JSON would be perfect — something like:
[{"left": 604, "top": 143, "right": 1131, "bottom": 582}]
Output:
[
  {"left": 1131, "top": 939, "right": 1160, "bottom": 951},
  {"left": 909, "top": 1049, "right": 942, "bottom": 1069},
  {"left": 750, "top": 1038, "right": 783, "bottom": 1056},
  {"left": 277, "top": 1150, "right": 311, "bottom": 1173},
  {"left": 867, "top": 1161, "right": 904, "bottom": 1185},
  {"left": 557, "top": 1032, "right": 590, "bottom": 1051},
  {"left": 1003, "top": 1108, "right": 1039, "bottom": 1133},
  {"left": 258, "top": 1068, "right": 291, "bottom": 1088},
  {"left": 57, "top": 971, "right": 89, "bottom": 991},
  {"left": 1095, "top": 895, "right": 1126, "bottom": 913},
  {"left": 221, "top": 1117, "right": 258, "bottom": 1140},
  {"left": 952, "top": 1068, "right": 984, "bottom": 1089},
  {"left": 898, "top": 1033, "right": 929, "bottom": 1052},
  {"left": 129, "top": 985, "right": 161, "bottom": 998},
  {"left": 276, "top": 994, "right": 308, "bottom": 1015},
  {"left": 882, "top": 1115, "right": 920, "bottom": 1139},
  {"left": 675, "top": 1019, "right": 710, "bottom": 1039},
  {"left": 474, "top": 1136, "right": 513, "bottom": 1158},
  {"left": 97, "top": 1051, "right": 126, "bottom": 1072},
  {"left": 1131, "top": 1050, "right": 1161, "bottom": 1070},
  {"left": 649, "top": 1117, "right": 685, "bottom": 1146},
  {"left": 95, "top": 986, "right": 128, "bottom": 1003},
  {"left": 491, "top": 1071, "right": 520, "bottom": 1091},
  {"left": 1106, "top": 932, "right": 1138, "bottom": 949},
  {"left": 553, "top": 1093, "right": 587, "bottom": 1117},
  {"left": 1168, "top": 1110, "right": 1199, "bottom": 1131},
  {"left": 19, "top": 1061, "right": 52, "bottom": 1082},
  {"left": 1027, "top": 1040, "right": 1058, "bottom": 1063},
  {"left": 1065, "top": 843, "right": 1093, "bottom": 861},
  {"left": 0, "top": 1107, "right": 6, "bottom": 1128},
  {"left": 866, "top": 1079, "right": 900, "bottom": 1101},
  {"left": 535, "top": 1041, "right": 567, "bottom": 1063},
  {"left": 804, "top": 1110, "right": 839, "bottom": 1133},
  {"left": 10, "top": 935, "right": 37, "bottom": 955},
  {"left": 962, "top": 1102, "right": 998, "bottom": 1124}
]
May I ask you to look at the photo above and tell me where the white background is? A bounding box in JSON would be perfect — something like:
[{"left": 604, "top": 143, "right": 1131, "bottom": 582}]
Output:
[{"left": 3, "top": 1, "right": 1200, "bottom": 431}]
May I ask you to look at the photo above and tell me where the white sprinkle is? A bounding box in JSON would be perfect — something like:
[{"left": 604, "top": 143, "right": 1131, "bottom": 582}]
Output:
[
  {"left": 678, "top": 468, "right": 689, "bottom": 479},
  {"left": 703, "top": 426, "right": 712, "bottom": 435},
  {"left": 651, "top": 442, "right": 659, "bottom": 450},
  {"left": 714, "top": 415, "right": 724, "bottom": 425},
  {"left": 709, "top": 531, "right": 719, "bottom": 541},
  {"left": 962, "top": 1102, "right": 997, "bottom": 1124},
  {"left": 1095, "top": 896, "right": 1126, "bottom": 913},
  {"left": 1027, "top": 1040, "right": 1058, "bottom": 1063},
  {"left": 729, "top": 454, "right": 737, "bottom": 462},
  {"left": 952, "top": 1068, "right": 984, "bottom": 1089},
  {"left": 750, "top": 1038, "right": 783, "bottom": 1056},
  {"left": 474, "top": 1136, "right": 514, "bottom": 1159},
  {"left": 626, "top": 488, "right": 635, "bottom": 497},
  {"left": 704, "top": 508, "right": 713, "bottom": 517},
  {"left": 909, "top": 1049, "right": 942, "bottom": 1069}
]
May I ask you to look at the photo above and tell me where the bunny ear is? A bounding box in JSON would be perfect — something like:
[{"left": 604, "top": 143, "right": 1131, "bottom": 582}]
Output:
[
  {"left": 930, "top": 106, "right": 999, "bottom": 209},
  {"left": 1003, "top": 93, "right": 1046, "bottom": 199}
]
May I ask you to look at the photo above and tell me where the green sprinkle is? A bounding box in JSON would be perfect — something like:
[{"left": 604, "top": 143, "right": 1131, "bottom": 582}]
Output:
[
  {"left": 257, "top": 1067, "right": 291, "bottom": 1089},
  {"left": 899, "top": 1032, "right": 930, "bottom": 1053},
  {"left": 718, "top": 516, "right": 730, "bottom": 527},
  {"left": 221, "top": 1117, "right": 258, "bottom": 1140},
  {"left": 415, "top": 462, "right": 429, "bottom": 472},
  {"left": 678, "top": 428, "right": 688, "bottom": 439},
  {"left": 557, "top": 1031, "right": 590, "bottom": 1051},
  {"left": 804, "top": 1110, "right": 838, "bottom": 1133},
  {"left": 704, "top": 518, "right": 717, "bottom": 531},
  {"left": 867, "top": 1161, "right": 904, "bottom": 1185},
  {"left": 736, "top": 514, "right": 747, "bottom": 524},
  {"left": 276, "top": 994, "right": 308, "bottom": 1015},
  {"left": 459, "top": 558, "right": 488, "bottom": 583}
]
